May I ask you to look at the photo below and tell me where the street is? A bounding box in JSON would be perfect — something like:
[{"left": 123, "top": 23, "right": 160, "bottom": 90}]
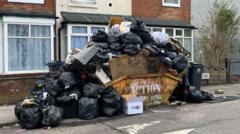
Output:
[{"left": 1, "top": 99, "right": 240, "bottom": 134}]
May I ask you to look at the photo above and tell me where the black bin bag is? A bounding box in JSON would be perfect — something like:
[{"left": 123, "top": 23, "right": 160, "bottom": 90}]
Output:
[
  {"left": 100, "top": 88, "right": 122, "bottom": 116},
  {"left": 142, "top": 43, "right": 160, "bottom": 56},
  {"left": 130, "top": 19, "right": 154, "bottom": 43},
  {"left": 19, "top": 106, "right": 42, "bottom": 129},
  {"left": 56, "top": 88, "right": 80, "bottom": 119},
  {"left": 83, "top": 82, "right": 104, "bottom": 97},
  {"left": 15, "top": 102, "right": 22, "bottom": 120},
  {"left": 120, "top": 32, "right": 143, "bottom": 44},
  {"left": 109, "top": 43, "right": 123, "bottom": 51},
  {"left": 172, "top": 55, "right": 188, "bottom": 73},
  {"left": 45, "top": 79, "right": 63, "bottom": 97},
  {"left": 123, "top": 44, "right": 141, "bottom": 55},
  {"left": 34, "top": 92, "right": 55, "bottom": 108},
  {"left": 185, "top": 87, "right": 214, "bottom": 103},
  {"left": 78, "top": 97, "right": 99, "bottom": 120},
  {"left": 59, "top": 72, "right": 78, "bottom": 90},
  {"left": 92, "top": 30, "right": 108, "bottom": 43},
  {"left": 58, "top": 102, "right": 78, "bottom": 119},
  {"left": 42, "top": 106, "right": 63, "bottom": 127}
]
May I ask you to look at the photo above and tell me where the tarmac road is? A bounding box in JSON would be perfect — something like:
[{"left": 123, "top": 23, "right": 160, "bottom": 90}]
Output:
[{"left": 1, "top": 99, "right": 240, "bottom": 134}]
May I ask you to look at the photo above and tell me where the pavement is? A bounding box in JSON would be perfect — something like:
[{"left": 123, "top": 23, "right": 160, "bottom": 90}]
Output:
[{"left": 0, "top": 83, "right": 240, "bottom": 133}]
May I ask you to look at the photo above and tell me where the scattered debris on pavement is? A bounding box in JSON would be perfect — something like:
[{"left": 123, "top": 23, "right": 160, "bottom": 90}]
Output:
[{"left": 214, "top": 89, "right": 225, "bottom": 94}]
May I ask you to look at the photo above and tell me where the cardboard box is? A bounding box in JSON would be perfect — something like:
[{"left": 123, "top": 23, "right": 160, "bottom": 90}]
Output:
[
  {"left": 108, "top": 16, "right": 122, "bottom": 29},
  {"left": 122, "top": 95, "right": 144, "bottom": 115}
]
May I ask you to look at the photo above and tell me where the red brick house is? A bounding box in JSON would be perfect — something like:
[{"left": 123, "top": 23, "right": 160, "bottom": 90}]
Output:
[
  {"left": 0, "top": 0, "right": 56, "bottom": 105},
  {"left": 132, "top": 0, "right": 194, "bottom": 61},
  {"left": 132, "top": 0, "right": 190, "bottom": 22}
]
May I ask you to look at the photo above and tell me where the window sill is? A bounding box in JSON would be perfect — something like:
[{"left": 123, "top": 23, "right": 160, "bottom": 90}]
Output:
[
  {"left": 8, "top": 0, "right": 44, "bottom": 4},
  {"left": 162, "top": 3, "right": 181, "bottom": 8},
  {"left": 68, "top": 1, "right": 98, "bottom": 8},
  {"left": 0, "top": 72, "right": 47, "bottom": 80}
]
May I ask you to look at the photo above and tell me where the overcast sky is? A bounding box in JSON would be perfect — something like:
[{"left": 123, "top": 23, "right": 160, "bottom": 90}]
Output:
[{"left": 191, "top": 0, "right": 240, "bottom": 28}]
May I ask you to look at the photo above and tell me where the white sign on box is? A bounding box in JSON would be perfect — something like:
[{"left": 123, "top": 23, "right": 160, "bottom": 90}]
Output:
[{"left": 122, "top": 96, "right": 144, "bottom": 115}]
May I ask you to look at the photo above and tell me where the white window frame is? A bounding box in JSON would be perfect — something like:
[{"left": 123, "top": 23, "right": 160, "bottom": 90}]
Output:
[
  {"left": 2, "top": 16, "right": 55, "bottom": 74},
  {"left": 165, "top": 28, "right": 174, "bottom": 37},
  {"left": 174, "top": 28, "right": 183, "bottom": 37},
  {"left": 162, "top": 0, "right": 181, "bottom": 7},
  {"left": 70, "top": 0, "right": 96, "bottom": 4},
  {"left": 67, "top": 24, "right": 108, "bottom": 53},
  {"left": 152, "top": 27, "right": 163, "bottom": 32},
  {"left": 68, "top": 0, "right": 98, "bottom": 8},
  {"left": 8, "top": 0, "right": 44, "bottom": 4},
  {"left": 148, "top": 26, "right": 193, "bottom": 61},
  {"left": 0, "top": 22, "right": 3, "bottom": 73}
]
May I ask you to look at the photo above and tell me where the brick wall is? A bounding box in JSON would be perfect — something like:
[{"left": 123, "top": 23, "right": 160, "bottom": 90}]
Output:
[
  {"left": 0, "top": 73, "right": 45, "bottom": 105},
  {"left": 132, "top": 0, "right": 191, "bottom": 23},
  {"left": 0, "top": 0, "right": 55, "bottom": 13}
]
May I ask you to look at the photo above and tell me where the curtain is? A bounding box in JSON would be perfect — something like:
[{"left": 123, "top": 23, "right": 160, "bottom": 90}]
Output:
[
  {"left": 91, "top": 27, "right": 105, "bottom": 34},
  {"left": 8, "top": 24, "right": 51, "bottom": 71},
  {"left": 31, "top": 25, "right": 51, "bottom": 37},
  {"left": 71, "top": 36, "right": 88, "bottom": 49},
  {"left": 72, "top": 26, "right": 87, "bottom": 33}
]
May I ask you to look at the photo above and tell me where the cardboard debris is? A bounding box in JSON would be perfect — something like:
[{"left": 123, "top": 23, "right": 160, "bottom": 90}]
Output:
[
  {"left": 72, "top": 46, "right": 99, "bottom": 65},
  {"left": 95, "top": 67, "right": 111, "bottom": 85}
]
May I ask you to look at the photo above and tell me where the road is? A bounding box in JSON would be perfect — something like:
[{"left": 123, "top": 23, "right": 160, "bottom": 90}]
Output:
[{"left": 1, "top": 99, "right": 240, "bottom": 134}]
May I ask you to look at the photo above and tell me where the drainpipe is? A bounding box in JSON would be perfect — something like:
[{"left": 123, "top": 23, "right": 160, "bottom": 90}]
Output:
[
  {"left": 58, "top": 23, "right": 65, "bottom": 61},
  {"left": 53, "top": 0, "right": 58, "bottom": 60}
]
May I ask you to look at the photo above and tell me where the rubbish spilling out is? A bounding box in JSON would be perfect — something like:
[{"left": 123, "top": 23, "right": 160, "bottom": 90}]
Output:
[{"left": 14, "top": 17, "right": 214, "bottom": 130}]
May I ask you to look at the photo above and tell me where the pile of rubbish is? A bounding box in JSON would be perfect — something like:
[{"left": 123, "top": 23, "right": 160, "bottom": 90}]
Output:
[
  {"left": 15, "top": 19, "right": 213, "bottom": 129},
  {"left": 15, "top": 72, "right": 122, "bottom": 129}
]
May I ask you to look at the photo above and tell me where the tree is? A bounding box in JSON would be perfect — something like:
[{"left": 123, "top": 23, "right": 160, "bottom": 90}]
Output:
[{"left": 200, "top": 0, "right": 240, "bottom": 68}]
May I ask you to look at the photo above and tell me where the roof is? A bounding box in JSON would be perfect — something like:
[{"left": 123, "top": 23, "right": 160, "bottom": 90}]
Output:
[
  {"left": 61, "top": 12, "right": 196, "bottom": 29},
  {"left": 0, "top": 10, "right": 56, "bottom": 19}
]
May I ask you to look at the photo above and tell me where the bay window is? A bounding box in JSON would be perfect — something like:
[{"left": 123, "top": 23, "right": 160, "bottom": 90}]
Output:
[
  {"left": 1, "top": 17, "right": 54, "bottom": 73},
  {"left": 148, "top": 27, "right": 193, "bottom": 61},
  {"left": 68, "top": 25, "right": 107, "bottom": 52}
]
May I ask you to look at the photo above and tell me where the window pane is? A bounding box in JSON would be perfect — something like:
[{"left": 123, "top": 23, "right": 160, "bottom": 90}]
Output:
[
  {"left": 175, "top": 38, "right": 183, "bottom": 45},
  {"left": 153, "top": 28, "right": 162, "bottom": 32},
  {"left": 72, "top": 26, "right": 87, "bottom": 34},
  {"left": 8, "top": 38, "right": 51, "bottom": 71},
  {"left": 164, "top": 0, "right": 179, "bottom": 4},
  {"left": 175, "top": 29, "right": 183, "bottom": 36},
  {"left": 31, "top": 25, "right": 51, "bottom": 37},
  {"left": 184, "top": 38, "right": 192, "bottom": 53},
  {"left": 8, "top": 24, "right": 29, "bottom": 37},
  {"left": 165, "top": 28, "right": 174, "bottom": 36},
  {"left": 91, "top": 27, "right": 105, "bottom": 34},
  {"left": 71, "top": 36, "right": 88, "bottom": 49},
  {"left": 184, "top": 29, "right": 192, "bottom": 37},
  {"left": 147, "top": 28, "right": 152, "bottom": 33}
]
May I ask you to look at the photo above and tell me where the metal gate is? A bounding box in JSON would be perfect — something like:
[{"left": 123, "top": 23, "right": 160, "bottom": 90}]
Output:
[{"left": 226, "top": 58, "right": 240, "bottom": 83}]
